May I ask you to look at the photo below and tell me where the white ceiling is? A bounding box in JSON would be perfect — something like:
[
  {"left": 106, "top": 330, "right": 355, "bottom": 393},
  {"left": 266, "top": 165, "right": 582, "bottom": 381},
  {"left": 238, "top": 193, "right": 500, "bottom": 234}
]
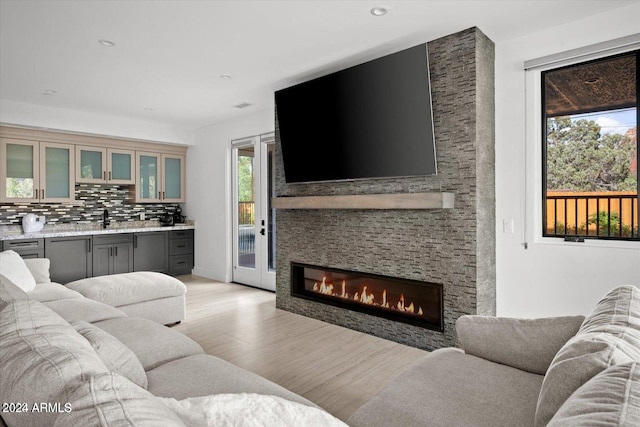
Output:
[{"left": 0, "top": 0, "right": 636, "bottom": 130}]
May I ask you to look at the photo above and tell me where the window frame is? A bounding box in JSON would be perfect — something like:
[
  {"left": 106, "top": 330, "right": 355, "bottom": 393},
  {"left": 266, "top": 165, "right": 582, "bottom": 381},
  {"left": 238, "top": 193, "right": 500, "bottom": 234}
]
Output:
[{"left": 540, "top": 50, "right": 640, "bottom": 242}]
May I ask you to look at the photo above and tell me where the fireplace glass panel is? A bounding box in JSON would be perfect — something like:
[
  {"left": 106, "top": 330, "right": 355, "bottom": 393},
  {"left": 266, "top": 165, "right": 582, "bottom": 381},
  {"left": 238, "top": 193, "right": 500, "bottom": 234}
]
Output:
[{"left": 291, "top": 263, "right": 443, "bottom": 331}]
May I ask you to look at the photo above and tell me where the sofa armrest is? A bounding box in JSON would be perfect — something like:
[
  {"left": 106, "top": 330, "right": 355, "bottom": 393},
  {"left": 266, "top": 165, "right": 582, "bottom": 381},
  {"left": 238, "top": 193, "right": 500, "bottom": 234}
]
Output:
[
  {"left": 23, "top": 258, "right": 51, "bottom": 284},
  {"left": 456, "top": 315, "right": 585, "bottom": 375}
]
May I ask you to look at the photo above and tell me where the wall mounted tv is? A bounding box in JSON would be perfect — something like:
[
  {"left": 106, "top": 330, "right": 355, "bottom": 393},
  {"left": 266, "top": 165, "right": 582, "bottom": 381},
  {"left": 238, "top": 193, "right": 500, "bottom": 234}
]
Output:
[{"left": 275, "top": 43, "right": 437, "bottom": 184}]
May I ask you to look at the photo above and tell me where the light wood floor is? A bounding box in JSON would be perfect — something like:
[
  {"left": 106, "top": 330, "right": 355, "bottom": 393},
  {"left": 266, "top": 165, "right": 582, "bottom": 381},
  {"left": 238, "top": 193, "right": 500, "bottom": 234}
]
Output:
[{"left": 172, "top": 275, "right": 428, "bottom": 422}]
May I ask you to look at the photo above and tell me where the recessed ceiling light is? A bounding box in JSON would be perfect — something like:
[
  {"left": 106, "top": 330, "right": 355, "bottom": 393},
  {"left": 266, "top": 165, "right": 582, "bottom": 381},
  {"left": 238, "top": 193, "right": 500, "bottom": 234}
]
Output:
[
  {"left": 98, "top": 39, "right": 116, "bottom": 47},
  {"left": 220, "top": 74, "right": 232, "bottom": 80},
  {"left": 370, "top": 6, "right": 388, "bottom": 16},
  {"left": 42, "top": 89, "right": 57, "bottom": 96}
]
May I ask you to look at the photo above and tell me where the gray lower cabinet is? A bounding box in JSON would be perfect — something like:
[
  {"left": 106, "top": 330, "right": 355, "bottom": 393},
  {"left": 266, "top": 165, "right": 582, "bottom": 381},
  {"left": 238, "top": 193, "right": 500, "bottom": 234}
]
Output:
[
  {"left": 2, "top": 238, "right": 44, "bottom": 259},
  {"left": 133, "top": 231, "right": 168, "bottom": 273},
  {"left": 92, "top": 234, "right": 133, "bottom": 277},
  {"left": 45, "top": 236, "right": 92, "bottom": 284},
  {"left": 169, "top": 229, "right": 194, "bottom": 275}
]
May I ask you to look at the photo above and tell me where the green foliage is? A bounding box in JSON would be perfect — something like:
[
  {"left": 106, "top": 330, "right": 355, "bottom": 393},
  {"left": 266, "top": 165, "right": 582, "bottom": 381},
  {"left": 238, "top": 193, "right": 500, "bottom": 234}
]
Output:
[
  {"left": 585, "top": 211, "right": 635, "bottom": 237},
  {"left": 546, "top": 116, "right": 636, "bottom": 192},
  {"left": 237, "top": 155, "right": 254, "bottom": 202}
]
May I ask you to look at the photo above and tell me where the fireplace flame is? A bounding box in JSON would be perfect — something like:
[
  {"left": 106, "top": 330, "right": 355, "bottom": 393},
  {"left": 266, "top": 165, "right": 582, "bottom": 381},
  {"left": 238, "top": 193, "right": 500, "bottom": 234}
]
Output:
[{"left": 311, "top": 279, "right": 424, "bottom": 316}]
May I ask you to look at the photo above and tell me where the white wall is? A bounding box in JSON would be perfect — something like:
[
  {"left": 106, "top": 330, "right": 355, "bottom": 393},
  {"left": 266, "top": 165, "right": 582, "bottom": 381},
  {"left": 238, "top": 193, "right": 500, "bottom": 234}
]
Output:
[
  {"left": 0, "top": 100, "right": 194, "bottom": 145},
  {"left": 495, "top": 3, "right": 640, "bottom": 317},
  {"left": 186, "top": 108, "right": 274, "bottom": 282}
]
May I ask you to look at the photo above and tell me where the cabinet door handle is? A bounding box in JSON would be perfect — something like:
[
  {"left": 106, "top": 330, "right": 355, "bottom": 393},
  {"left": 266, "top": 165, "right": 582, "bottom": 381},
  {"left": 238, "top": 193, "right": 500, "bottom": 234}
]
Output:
[
  {"left": 40, "top": 189, "right": 44, "bottom": 199},
  {"left": 109, "top": 171, "right": 112, "bottom": 180},
  {"left": 115, "top": 246, "right": 118, "bottom": 257},
  {"left": 103, "top": 171, "right": 107, "bottom": 180},
  {"left": 34, "top": 189, "right": 38, "bottom": 199},
  {"left": 134, "top": 235, "right": 138, "bottom": 249},
  {"left": 86, "top": 240, "right": 91, "bottom": 253}
]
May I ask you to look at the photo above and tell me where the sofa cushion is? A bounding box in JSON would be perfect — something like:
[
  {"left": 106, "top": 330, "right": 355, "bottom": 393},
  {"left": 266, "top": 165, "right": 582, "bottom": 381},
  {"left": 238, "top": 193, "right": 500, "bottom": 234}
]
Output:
[
  {"left": 547, "top": 361, "right": 640, "bottom": 426},
  {"left": 53, "top": 372, "right": 186, "bottom": 427},
  {"left": 72, "top": 320, "right": 148, "bottom": 389},
  {"left": 0, "top": 274, "right": 29, "bottom": 309},
  {"left": 456, "top": 315, "right": 584, "bottom": 375},
  {"left": 579, "top": 285, "right": 640, "bottom": 334},
  {"left": 146, "top": 354, "right": 316, "bottom": 407},
  {"left": 44, "top": 297, "right": 128, "bottom": 323},
  {"left": 0, "top": 250, "right": 36, "bottom": 292},
  {"left": 23, "top": 257, "right": 51, "bottom": 284},
  {"left": 0, "top": 298, "right": 68, "bottom": 336},
  {"left": 0, "top": 300, "right": 109, "bottom": 427},
  {"left": 535, "top": 331, "right": 640, "bottom": 427},
  {"left": 28, "top": 281, "right": 84, "bottom": 303},
  {"left": 348, "top": 347, "right": 544, "bottom": 427},
  {"left": 92, "top": 317, "right": 204, "bottom": 370},
  {"left": 66, "top": 271, "right": 186, "bottom": 306}
]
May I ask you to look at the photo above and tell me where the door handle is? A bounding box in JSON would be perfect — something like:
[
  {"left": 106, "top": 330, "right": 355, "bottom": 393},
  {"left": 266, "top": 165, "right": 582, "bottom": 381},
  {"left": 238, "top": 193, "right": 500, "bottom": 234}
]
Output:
[{"left": 260, "top": 228, "right": 265, "bottom": 236}]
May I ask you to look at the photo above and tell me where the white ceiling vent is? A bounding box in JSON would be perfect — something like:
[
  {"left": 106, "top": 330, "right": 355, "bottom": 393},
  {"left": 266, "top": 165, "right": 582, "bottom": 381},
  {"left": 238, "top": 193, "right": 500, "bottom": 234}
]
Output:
[{"left": 233, "top": 102, "right": 253, "bottom": 109}]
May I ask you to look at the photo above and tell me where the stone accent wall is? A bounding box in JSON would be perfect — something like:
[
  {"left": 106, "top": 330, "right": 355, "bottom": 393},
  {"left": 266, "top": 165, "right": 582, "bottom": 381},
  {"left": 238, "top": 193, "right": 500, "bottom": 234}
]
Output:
[
  {"left": 0, "top": 184, "right": 179, "bottom": 226},
  {"left": 274, "top": 27, "right": 495, "bottom": 350}
]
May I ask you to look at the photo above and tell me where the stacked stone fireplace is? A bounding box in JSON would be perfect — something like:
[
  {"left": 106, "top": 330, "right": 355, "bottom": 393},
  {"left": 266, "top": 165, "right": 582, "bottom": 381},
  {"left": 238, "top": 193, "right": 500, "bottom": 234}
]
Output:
[{"left": 274, "top": 27, "right": 495, "bottom": 351}]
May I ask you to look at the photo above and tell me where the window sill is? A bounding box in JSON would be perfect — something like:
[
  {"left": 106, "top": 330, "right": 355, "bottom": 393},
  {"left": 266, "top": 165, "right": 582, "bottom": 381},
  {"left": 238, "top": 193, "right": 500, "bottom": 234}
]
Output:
[{"left": 533, "top": 236, "right": 640, "bottom": 250}]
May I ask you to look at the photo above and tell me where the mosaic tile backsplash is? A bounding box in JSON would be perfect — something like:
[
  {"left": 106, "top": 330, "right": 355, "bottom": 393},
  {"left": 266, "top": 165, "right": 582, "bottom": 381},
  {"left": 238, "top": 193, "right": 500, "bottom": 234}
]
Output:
[{"left": 0, "top": 184, "right": 184, "bottom": 226}]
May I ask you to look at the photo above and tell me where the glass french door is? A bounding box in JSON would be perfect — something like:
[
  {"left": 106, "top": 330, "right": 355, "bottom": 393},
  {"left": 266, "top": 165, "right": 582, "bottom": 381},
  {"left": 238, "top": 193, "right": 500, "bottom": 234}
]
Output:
[{"left": 231, "top": 133, "right": 276, "bottom": 291}]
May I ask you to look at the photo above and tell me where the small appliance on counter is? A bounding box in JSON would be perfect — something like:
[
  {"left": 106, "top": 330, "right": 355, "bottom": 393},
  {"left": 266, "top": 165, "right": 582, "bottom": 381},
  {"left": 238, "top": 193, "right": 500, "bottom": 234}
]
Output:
[
  {"left": 22, "top": 213, "right": 46, "bottom": 233},
  {"left": 173, "top": 205, "right": 186, "bottom": 224},
  {"left": 159, "top": 205, "right": 186, "bottom": 226},
  {"left": 159, "top": 211, "right": 174, "bottom": 226}
]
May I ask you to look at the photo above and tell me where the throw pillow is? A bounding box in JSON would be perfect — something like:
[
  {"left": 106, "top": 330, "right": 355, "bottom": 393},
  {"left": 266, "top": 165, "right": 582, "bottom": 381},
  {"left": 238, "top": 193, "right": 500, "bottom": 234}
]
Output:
[
  {"left": 22, "top": 258, "right": 51, "bottom": 284},
  {"left": 534, "top": 331, "right": 640, "bottom": 427},
  {"left": 0, "top": 250, "right": 36, "bottom": 292},
  {"left": 72, "top": 320, "right": 148, "bottom": 389},
  {"left": 0, "top": 274, "right": 29, "bottom": 310},
  {"left": 547, "top": 361, "right": 640, "bottom": 426},
  {"left": 53, "top": 372, "right": 186, "bottom": 427},
  {"left": 579, "top": 285, "right": 640, "bottom": 334},
  {"left": 456, "top": 315, "right": 584, "bottom": 375}
]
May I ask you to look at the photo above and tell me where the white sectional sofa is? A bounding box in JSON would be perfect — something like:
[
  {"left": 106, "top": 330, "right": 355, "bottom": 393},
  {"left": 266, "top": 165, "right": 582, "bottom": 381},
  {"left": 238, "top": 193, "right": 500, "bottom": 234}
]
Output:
[{"left": 0, "top": 251, "right": 345, "bottom": 426}]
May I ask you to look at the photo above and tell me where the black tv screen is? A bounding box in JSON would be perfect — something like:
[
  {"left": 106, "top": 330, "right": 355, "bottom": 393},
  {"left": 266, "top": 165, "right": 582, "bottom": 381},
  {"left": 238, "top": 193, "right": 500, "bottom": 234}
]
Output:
[{"left": 275, "top": 43, "right": 437, "bottom": 183}]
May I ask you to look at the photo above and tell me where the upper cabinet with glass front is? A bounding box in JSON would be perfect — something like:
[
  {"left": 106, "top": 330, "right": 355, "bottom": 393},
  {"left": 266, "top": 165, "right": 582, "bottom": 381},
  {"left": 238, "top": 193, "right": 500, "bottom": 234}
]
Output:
[
  {"left": 76, "top": 146, "right": 135, "bottom": 185},
  {"left": 135, "top": 152, "right": 185, "bottom": 203},
  {"left": 0, "top": 138, "right": 75, "bottom": 203}
]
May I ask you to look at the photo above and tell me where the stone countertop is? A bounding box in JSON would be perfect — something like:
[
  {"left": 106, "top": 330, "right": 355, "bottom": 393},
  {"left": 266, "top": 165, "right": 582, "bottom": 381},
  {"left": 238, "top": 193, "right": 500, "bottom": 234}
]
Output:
[{"left": 0, "top": 220, "right": 195, "bottom": 241}]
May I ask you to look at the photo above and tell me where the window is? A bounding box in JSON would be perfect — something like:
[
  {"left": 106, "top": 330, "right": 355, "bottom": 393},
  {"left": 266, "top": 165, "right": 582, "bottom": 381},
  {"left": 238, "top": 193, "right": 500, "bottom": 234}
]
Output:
[{"left": 542, "top": 50, "right": 639, "bottom": 241}]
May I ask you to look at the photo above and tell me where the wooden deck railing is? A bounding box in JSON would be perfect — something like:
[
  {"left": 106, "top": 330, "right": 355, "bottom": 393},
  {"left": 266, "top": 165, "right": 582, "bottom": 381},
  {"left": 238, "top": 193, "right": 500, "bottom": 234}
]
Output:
[{"left": 545, "top": 191, "right": 638, "bottom": 239}]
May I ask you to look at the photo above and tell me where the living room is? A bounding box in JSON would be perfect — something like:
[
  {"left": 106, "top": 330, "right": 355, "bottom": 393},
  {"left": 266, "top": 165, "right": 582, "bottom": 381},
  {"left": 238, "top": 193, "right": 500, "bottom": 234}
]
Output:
[{"left": 1, "top": 1, "right": 639, "bottom": 426}]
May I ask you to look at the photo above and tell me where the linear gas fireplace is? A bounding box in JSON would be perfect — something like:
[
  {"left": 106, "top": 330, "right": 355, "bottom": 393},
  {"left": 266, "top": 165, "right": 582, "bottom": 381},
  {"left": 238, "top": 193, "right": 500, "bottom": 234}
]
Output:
[{"left": 290, "top": 263, "right": 444, "bottom": 331}]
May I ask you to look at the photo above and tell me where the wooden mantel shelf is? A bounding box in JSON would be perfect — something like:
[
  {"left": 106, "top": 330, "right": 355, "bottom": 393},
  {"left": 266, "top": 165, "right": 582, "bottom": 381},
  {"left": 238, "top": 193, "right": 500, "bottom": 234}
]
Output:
[{"left": 272, "top": 192, "right": 455, "bottom": 210}]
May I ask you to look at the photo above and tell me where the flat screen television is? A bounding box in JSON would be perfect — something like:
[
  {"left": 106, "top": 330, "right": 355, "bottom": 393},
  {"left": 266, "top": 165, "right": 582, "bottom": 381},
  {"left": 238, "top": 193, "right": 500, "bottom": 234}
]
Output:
[{"left": 275, "top": 43, "right": 437, "bottom": 184}]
